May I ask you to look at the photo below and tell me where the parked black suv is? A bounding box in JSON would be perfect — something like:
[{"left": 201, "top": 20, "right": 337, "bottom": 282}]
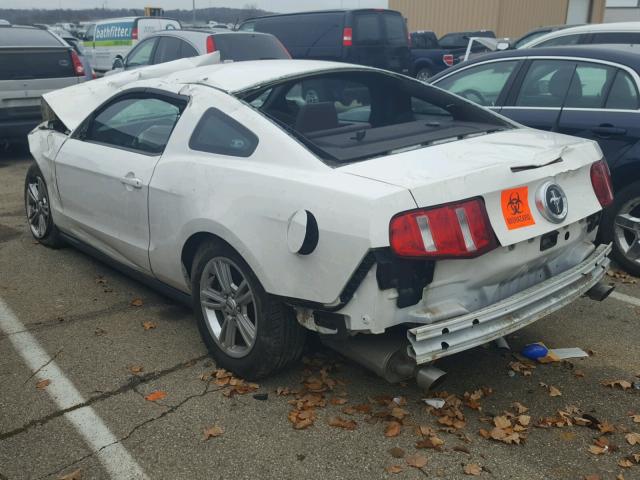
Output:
[{"left": 238, "top": 9, "right": 411, "bottom": 75}]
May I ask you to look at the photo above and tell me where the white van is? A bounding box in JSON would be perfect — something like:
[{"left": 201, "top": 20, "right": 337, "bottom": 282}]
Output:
[{"left": 83, "top": 16, "right": 181, "bottom": 73}]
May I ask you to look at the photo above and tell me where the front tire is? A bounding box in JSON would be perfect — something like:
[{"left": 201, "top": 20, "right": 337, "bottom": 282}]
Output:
[
  {"left": 416, "top": 67, "right": 434, "bottom": 82},
  {"left": 24, "top": 164, "right": 64, "bottom": 248},
  {"left": 600, "top": 181, "right": 640, "bottom": 277},
  {"left": 191, "top": 241, "right": 305, "bottom": 380}
]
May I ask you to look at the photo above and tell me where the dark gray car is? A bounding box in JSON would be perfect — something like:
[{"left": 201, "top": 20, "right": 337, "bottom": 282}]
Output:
[
  {"left": 112, "top": 30, "right": 290, "bottom": 71},
  {"left": 0, "top": 24, "right": 86, "bottom": 144}
]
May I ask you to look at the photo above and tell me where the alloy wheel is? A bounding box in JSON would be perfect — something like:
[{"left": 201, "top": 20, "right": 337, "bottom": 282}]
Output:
[
  {"left": 613, "top": 197, "right": 640, "bottom": 268},
  {"left": 199, "top": 257, "right": 258, "bottom": 358},
  {"left": 26, "top": 176, "right": 50, "bottom": 239}
]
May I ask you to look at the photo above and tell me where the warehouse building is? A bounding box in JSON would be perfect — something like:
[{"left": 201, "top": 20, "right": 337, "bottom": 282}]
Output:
[{"left": 386, "top": 0, "right": 605, "bottom": 38}]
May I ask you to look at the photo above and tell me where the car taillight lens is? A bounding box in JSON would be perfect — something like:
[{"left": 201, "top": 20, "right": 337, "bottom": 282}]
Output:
[
  {"left": 131, "top": 27, "right": 138, "bottom": 40},
  {"left": 590, "top": 159, "right": 614, "bottom": 207},
  {"left": 390, "top": 198, "right": 497, "bottom": 258},
  {"left": 343, "top": 27, "right": 353, "bottom": 47},
  {"left": 70, "top": 50, "right": 85, "bottom": 77},
  {"left": 206, "top": 35, "right": 217, "bottom": 53},
  {"left": 442, "top": 54, "right": 454, "bottom": 67}
]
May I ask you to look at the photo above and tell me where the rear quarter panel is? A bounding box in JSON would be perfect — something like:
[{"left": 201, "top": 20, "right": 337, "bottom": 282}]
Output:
[{"left": 147, "top": 86, "right": 416, "bottom": 303}]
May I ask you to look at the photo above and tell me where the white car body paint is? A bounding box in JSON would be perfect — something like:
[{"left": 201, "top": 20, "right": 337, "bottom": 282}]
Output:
[{"left": 30, "top": 58, "right": 611, "bottom": 366}]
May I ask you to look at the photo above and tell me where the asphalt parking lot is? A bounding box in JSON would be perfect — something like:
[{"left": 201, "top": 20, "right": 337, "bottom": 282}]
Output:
[{"left": 1, "top": 148, "right": 639, "bottom": 480}]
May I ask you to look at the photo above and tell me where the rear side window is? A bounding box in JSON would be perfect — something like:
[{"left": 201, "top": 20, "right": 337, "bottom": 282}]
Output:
[
  {"left": 126, "top": 38, "right": 157, "bottom": 67},
  {"left": 353, "top": 13, "right": 382, "bottom": 44},
  {"left": 154, "top": 36, "right": 196, "bottom": 63},
  {"left": 83, "top": 96, "right": 184, "bottom": 154},
  {"left": 0, "top": 28, "right": 62, "bottom": 47},
  {"left": 382, "top": 13, "right": 407, "bottom": 45},
  {"left": 189, "top": 108, "right": 258, "bottom": 157},
  {"left": 255, "top": 13, "right": 342, "bottom": 49},
  {"left": 213, "top": 34, "right": 289, "bottom": 61},
  {"left": 515, "top": 60, "right": 575, "bottom": 107},
  {"left": 565, "top": 62, "right": 615, "bottom": 108},
  {"left": 436, "top": 60, "right": 519, "bottom": 107},
  {"left": 591, "top": 32, "right": 640, "bottom": 44},
  {"left": 0, "top": 50, "right": 74, "bottom": 80},
  {"left": 606, "top": 70, "right": 639, "bottom": 109},
  {"left": 534, "top": 33, "right": 582, "bottom": 47}
]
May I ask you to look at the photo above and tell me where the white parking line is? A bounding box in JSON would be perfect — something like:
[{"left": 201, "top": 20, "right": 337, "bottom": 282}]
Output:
[
  {"left": 0, "top": 298, "right": 148, "bottom": 480},
  {"left": 610, "top": 291, "right": 640, "bottom": 308}
]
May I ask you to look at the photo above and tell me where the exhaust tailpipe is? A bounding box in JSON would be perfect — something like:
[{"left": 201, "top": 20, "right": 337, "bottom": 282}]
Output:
[
  {"left": 586, "top": 281, "right": 615, "bottom": 302},
  {"left": 321, "top": 332, "right": 446, "bottom": 390}
]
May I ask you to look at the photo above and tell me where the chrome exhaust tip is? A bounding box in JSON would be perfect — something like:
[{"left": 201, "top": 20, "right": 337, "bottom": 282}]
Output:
[{"left": 586, "top": 281, "right": 615, "bottom": 302}]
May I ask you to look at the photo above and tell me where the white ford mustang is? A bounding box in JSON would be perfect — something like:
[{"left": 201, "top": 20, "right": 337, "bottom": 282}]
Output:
[{"left": 27, "top": 56, "right": 615, "bottom": 386}]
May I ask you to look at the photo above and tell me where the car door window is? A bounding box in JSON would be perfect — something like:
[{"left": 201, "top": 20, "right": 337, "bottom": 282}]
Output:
[
  {"left": 189, "top": 108, "right": 258, "bottom": 157},
  {"left": 126, "top": 38, "right": 157, "bottom": 67},
  {"left": 83, "top": 96, "right": 183, "bottom": 154},
  {"left": 435, "top": 60, "right": 519, "bottom": 107},
  {"left": 154, "top": 36, "right": 184, "bottom": 64},
  {"left": 353, "top": 13, "right": 382, "bottom": 44},
  {"left": 535, "top": 33, "right": 581, "bottom": 47},
  {"left": 515, "top": 60, "right": 575, "bottom": 107},
  {"left": 180, "top": 39, "right": 198, "bottom": 58},
  {"left": 564, "top": 62, "right": 615, "bottom": 108},
  {"left": 606, "top": 70, "right": 640, "bottom": 109}
]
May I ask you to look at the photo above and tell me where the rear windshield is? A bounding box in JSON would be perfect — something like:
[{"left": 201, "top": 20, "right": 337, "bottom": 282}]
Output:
[
  {"left": 254, "top": 12, "right": 342, "bottom": 49},
  {"left": 0, "top": 50, "right": 74, "bottom": 80},
  {"left": 0, "top": 28, "right": 62, "bottom": 47},
  {"left": 241, "top": 70, "right": 512, "bottom": 165},
  {"left": 353, "top": 11, "right": 408, "bottom": 46},
  {"left": 214, "top": 33, "right": 289, "bottom": 61}
]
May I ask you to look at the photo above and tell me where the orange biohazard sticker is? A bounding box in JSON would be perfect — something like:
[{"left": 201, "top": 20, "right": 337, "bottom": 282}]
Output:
[{"left": 501, "top": 186, "right": 535, "bottom": 230}]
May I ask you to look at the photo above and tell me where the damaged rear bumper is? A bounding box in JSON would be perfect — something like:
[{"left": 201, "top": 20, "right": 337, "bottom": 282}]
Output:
[{"left": 407, "top": 243, "right": 612, "bottom": 365}]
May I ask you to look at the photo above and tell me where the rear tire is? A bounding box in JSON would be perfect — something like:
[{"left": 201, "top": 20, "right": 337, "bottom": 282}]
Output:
[
  {"left": 191, "top": 240, "right": 305, "bottom": 380},
  {"left": 24, "top": 164, "right": 64, "bottom": 248},
  {"left": 600, "top": 181, "right": 640, "bottom": 277},
  {"left": 416, "top": 67, "right": 434, "bottom": 82}
]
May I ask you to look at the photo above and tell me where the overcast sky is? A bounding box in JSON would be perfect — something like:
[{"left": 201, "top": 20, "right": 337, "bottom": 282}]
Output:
[{"left": 1, "top": 0, "right": 388, "bottom": 12}]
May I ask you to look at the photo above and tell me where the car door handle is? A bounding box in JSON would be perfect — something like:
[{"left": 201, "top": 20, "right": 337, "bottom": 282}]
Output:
[
  {"left": 591, "top": 124, "right": 627, "bottom": 136},
  {"left": 120, "top": 176, "right": 143, "bottom": 189}
]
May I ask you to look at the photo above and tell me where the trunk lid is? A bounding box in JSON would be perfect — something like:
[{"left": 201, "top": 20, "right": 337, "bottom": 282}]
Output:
[{"left": 340, "top": 129, "right": 603, "bottom": 246}]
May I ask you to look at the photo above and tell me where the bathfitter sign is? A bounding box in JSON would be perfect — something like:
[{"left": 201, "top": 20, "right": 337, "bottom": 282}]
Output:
[{"left": 95, "top": 21, "right": 134, "bottom": 44}]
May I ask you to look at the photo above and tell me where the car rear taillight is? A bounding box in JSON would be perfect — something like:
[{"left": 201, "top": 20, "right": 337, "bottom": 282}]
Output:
[
  {"left": 390, "top": 198, "right": 497, "bottom": 258},
  {"left": 442, "top": 54, "right": 454, "bottom": 67},
  {"left": 206, "top": 35, "right": 217, "bottom": 53},
  {"left": 70, "top": 50, "right": 85, "bottom": 77},
  {"left": 131, "top": 27, "right": 138, "bottom": 40},
  {"left": 343, "top": 27, "right": 353, "bottom": 47},
  {"left": 590, "top": 159, "right": 614, "bottom": 208}
]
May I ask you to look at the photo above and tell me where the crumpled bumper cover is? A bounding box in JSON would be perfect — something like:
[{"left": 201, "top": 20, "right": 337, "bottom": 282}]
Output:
[{"left": 407, "top": 243, "right": 612, "bottom": 365}]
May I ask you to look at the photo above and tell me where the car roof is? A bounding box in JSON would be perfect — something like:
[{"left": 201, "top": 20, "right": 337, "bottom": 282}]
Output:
[
  {"left": 0, "top": 24, "right": 65, "bottom": 47},
  {"left": 152, "top": 30, "right": 274, "bottom": 40},
  {"left": 523, "top": 21, "right": 640, "bottom": 47},
  {"left": 431, "top": 45, "right": 640, "bottom": 81},
  {"left": 243, "top": 8, "right": 401, "bottom": 22},
  {"left": 169, "top": 59, "right": 377, "bottom": 93}
]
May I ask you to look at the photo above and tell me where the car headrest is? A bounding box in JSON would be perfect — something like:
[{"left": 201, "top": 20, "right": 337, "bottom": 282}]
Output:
[
  {"left": 294, "top": 102, "right": 338, "bottom": 133},
  {"left": 549, "top": 67, "right": 582, "bottom": 99}
]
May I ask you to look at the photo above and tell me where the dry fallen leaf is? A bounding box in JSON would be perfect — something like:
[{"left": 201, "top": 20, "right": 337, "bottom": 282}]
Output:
[
  {"left": 494, "top": 416, "right": 511, "bottom": 429},
  {"left": 512, "top": 402, "right": 529, "bottom": 414},
  {"left": 617, "top": 474, "right": 625, "bottom": 480},
  {"left": 602, "top": 379, "right": 633, "bottom": 390},
  {"left": 548, "top": 385, "right": 562, "bottom": 397},
  {"left": 618, "top": 458, "right": 634, "bottom": 468},
  {"left": 416, "top": 434, "right": 445, "bottom": 450},
  {"left": 406, "top": 453, "right": 428, "bottom": 469},
  {"left": 203, "top": 425, "right": 224, "bottom": 440},
  {"left": 388, "top": 447, "right": 405, "bottom": 459},
  {"left": 625, "top": 432, "right": 640, "bottom": 445},
  {"left": 330, "top": 396, "right": 347, "bottom": 406},
  {"left": 142, "top": 321, "right": 156, "bottom": 330},
  {"left": 144, "top": 390, "right": 167, "bottom": 402},
  {"left": 328, "top": 416, "right": 357, "bottom": 430},
  {"left": 129, "top": 365, "right": 143, "bottom": 374},
  {"left": 584, "top": 475, "right": 601, "bottom": 480},
  {"left": 631, "top": 414, "right": 640, "bottom": 424},
  {"left": 130, "top": 298, "right": 144, "bottom": 307},
  {"left": 385, "top": 465, "right": 403, "bottom": 474},
  {"left": 384, "top": 421, "right": 402, "bottom": 438},
  {"left": 58, "top": 469, "right": 81, "bottom": 480},
  {"left": 598, "top": 421, "right": 616, "bottom": 434},
  {"left": 464, "top": 463, "right": 482, "bottom": 476},
  {"left": 36, "top": 379, "right": 51, "bottom": 390}
]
